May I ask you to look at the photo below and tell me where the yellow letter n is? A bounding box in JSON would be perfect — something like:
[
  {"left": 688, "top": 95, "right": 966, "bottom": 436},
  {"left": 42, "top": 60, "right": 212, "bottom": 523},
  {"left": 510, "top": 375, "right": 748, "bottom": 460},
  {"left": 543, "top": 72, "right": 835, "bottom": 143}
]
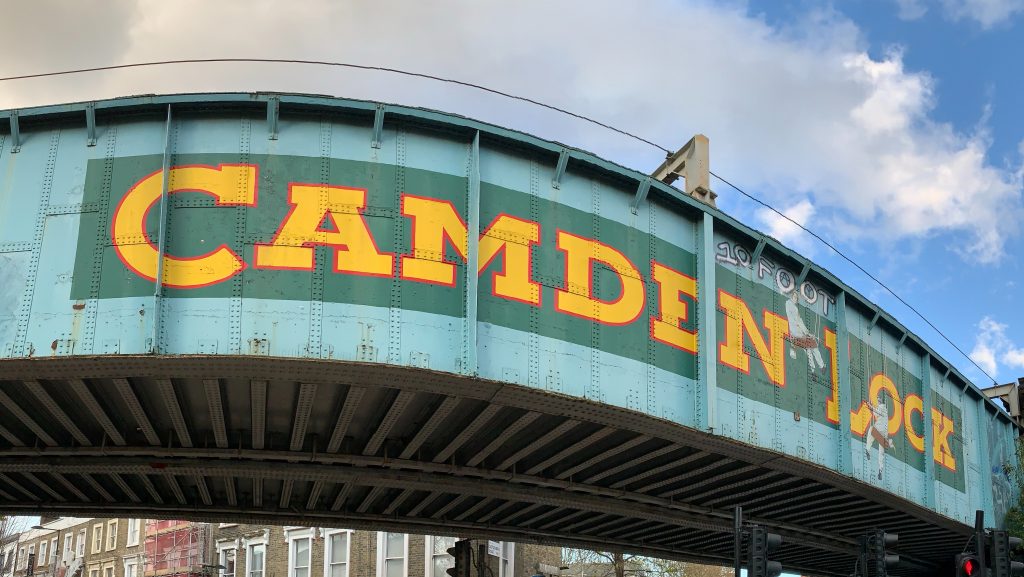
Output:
[{"left": 718, "top": 289, "right": 789, "bottom": 387}]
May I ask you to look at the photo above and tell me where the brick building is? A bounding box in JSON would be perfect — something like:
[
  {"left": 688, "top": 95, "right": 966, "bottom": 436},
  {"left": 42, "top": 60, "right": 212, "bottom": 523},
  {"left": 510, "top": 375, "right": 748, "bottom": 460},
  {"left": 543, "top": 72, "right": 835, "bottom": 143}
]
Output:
[
  {"left": 209, "top": 524, "right": 559, "bottom": 577},
  {"left": 1, "top": 518, "right": 195, "bottom": 577},
  {"left": 2, "top": 521, "right": 560, "bottom": 577}
]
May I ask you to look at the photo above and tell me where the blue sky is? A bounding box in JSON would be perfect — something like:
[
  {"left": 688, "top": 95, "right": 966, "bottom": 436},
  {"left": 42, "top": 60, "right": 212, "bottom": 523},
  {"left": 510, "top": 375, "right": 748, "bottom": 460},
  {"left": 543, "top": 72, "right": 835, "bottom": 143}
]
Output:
[
  {"left": 1, "top": 0, "right": 1023, "bottom": 388},
  {"left": 733, "top": 0, "right": 1024, "bottom": 386}
]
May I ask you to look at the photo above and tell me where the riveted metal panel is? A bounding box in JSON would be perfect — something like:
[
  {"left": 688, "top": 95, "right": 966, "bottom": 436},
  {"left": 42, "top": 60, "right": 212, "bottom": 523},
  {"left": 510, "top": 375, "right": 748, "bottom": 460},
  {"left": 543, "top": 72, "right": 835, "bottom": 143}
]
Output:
[{"left": 0, "top": 92, "right": 1016, "bottom": 545}]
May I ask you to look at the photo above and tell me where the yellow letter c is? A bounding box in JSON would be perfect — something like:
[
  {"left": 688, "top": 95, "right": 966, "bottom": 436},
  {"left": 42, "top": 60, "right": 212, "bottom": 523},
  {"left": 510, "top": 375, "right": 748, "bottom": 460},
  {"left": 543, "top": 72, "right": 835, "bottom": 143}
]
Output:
[{"left": 112, "top": 164, "right": 258, "bottom": 289}]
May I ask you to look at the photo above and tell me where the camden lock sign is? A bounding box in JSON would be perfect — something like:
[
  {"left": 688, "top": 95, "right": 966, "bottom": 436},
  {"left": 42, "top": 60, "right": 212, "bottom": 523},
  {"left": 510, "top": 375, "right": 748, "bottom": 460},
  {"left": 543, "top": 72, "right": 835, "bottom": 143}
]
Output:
[{"left": 74, "top": 156, "right": 963, "bottom": 491}]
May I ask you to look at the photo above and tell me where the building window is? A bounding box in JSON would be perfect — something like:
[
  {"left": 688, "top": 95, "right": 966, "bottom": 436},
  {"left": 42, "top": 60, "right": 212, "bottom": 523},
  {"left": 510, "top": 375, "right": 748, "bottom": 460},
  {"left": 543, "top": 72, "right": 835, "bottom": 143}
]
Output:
[
  {"left": 219, "top": 548, "right": 236, "bottom": 577},
  {"left": 426, "top": 537, "right": 455, "bottom": 577},
  {"left": 498, "top": 542, "right": 514, "bottom": 577},
  {"left": 105, "top": 566, "right": 114, "bottom": 577},
  {"left": 39, "top": 541, "right": 48, "bottom": 566},
  {"left": 290, "top": 537, "right": 311, "bottom": 577},
  {"left": 92, "top": 525, "right": 103, "bottom": 554},
  {"left": 28, "top": 544, "right": 35, "bottom": 571},
  {"left": 125, "top": 560, "right": 138, "bottom": 577},
  {"left": 107, "top": 521, "right": 118, "bottom": 551},
  {"left": 50, "top": 538, "right": 57, "bottom": 564},
  {"left": 90, "top": 568, "right": 99, "bottom": 577},
  {"left": 377, "top": 533, "right": 407, "bottom": 577},
  {"left": 77, "top": 530, "right": 86, "bottom": 557},
  {"left": 64, "top": 534, "right": 73, "bottom": 559},
  {"left": 127, "top": 519, "right": 141, "bottom": 547},
  {"left": 248, "top": 544, "right": 265, "bottom": 577},
  {"left": 324, "top": 531, "right": 351, "bottom": 577}
]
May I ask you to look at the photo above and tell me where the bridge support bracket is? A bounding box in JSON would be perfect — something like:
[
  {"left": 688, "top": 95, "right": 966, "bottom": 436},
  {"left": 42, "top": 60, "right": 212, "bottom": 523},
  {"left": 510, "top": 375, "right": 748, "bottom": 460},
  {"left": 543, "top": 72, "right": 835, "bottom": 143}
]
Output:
[
  {"left": 85, "top": 103, "right": 97, "bottom": 147},
  {"left": 868, "top": 309, "right": 882, "bottom": 332},
  {"left": 630, "top": 178, "right": 652, "bottom": 215},
  {"left": 552, "top": 148, "right": 569, "bottom": 189},
  {"left": 9, "top": 111, "right": 20, "bottom": 153},
  {"left": 267, "top": 97, "right": 280, "bottom": 140},
  {"left": 371, "top": 103, "right": 386, "bottom": 149},
  {"left": 750, "top": 238, "right": 767, "bottom": 268},
  {"left": 795, "top": 262, "right": 810, "bottom": 288}
]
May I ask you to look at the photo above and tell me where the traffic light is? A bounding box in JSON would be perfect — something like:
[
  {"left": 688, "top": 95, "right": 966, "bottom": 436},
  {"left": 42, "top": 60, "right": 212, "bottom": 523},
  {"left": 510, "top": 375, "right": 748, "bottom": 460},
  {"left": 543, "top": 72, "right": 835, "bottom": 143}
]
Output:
[
  {"left": 957, "top": 553, "right": 982, "bottom": 577},
  {"left": 991, "top": 530, "right": 1024, "bottom": 577},
  {"left": 446, "top": 540, "right": 471, "bottom": 577},
  {"left": 873, "top": 530, "right": 899, "bottom": 577},
  {"left": 748, "top": 525, "right": 782, "bottom": 577}
]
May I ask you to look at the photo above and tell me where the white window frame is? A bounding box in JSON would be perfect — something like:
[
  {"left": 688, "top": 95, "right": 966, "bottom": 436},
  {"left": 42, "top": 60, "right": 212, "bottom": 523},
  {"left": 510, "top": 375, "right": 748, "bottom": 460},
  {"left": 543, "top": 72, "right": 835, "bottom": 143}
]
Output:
[
  {"left": 77, "top": 530, "right": 86, "bottom": 557},
  {"left": 104, "top": 563, "right": 115, "bottom": 577},
  {"left": 64, "top": 534, "right": 73, "bottom": 559},
  {"left": 27, "top": 544, "right": 35, "bottom": 570},
  {"left": 107, "top": 520, "right": 118, "bottom": 551},
  {"left": 127, "top": 519, "right": 141, "bottom": 547},
  {"left": 39, "top": 541, "right": 48, "bottom": 567},
  {"left": 285, "top": 528, "right": 315, "bottom": 577},
  {"left": 245, "top": 532, "right": 269, "bottom": 577},
  {"left": 123, "top": 556, "right": 140, "bottom": 577},
  {"left": 92, "top": 525, "right": 103, "bottom": 554},
  {"left": 49, "top": 538, "right": 57, "bottom": 565},
  {"left": 216, "top": 542, "right": 237, "bottom": 577},
  {"left": 323, "top": 530, "right": 353, "bottom": 577},
  {"left": 498, "top": 542, "right": 514, "bottom": 577},
  {"left": 423, "top": 536, "right": 458, "bottom": 577},
  {"left": 376, "top": 532, "right": 409, "bottom": 577},
  {"left": 88, "top": 566, "right": 100, "bottom": 577}
]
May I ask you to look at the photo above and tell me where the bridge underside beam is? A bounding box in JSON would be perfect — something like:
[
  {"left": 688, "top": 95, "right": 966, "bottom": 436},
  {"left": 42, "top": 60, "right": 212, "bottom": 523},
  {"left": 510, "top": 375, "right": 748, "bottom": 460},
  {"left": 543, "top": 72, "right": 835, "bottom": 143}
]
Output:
[{"left": 0, "top": 356, "right": 970, "bottom": 577}]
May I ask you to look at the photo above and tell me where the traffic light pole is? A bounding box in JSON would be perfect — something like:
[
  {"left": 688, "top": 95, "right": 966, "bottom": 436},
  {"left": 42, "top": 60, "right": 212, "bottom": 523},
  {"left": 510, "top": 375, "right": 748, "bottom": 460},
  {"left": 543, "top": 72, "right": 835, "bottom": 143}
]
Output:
[
  {"left": 976, "top": 510, "right": 987, "bottom": 573},
  {"left": 734, "top": 506, "right": 742, "bottom": 577}
]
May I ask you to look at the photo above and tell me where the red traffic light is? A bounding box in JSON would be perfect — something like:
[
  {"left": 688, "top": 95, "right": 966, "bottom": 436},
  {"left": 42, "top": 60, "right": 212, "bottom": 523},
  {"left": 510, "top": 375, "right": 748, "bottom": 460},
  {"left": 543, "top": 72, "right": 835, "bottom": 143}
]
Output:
[{"left": 958, "top": 554, "right": 980, "bottom": 577}]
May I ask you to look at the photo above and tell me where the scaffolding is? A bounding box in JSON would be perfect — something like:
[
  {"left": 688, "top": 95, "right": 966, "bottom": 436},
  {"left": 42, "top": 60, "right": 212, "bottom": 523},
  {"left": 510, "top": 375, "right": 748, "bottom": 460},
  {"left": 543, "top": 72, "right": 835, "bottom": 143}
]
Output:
[{"left": 142, "top": 522, "right": 210, "bottom": 577}]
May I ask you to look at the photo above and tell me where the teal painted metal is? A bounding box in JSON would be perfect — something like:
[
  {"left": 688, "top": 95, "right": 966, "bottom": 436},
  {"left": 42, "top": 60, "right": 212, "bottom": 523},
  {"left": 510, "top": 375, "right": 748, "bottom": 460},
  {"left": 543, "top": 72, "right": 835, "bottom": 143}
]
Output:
[
  {"left": 922, "top": 353, "right": 937, "bottom": 509},
  {"left": 153, "top": 104, "right": 172, "bottom": 354},
  {"left": 0, "top": 92, "right": 1019, "bottom": 530},
  {"left": 697, "top": 212, "right": 717, "bottom": 432},
  {"left": 465, "top": 131, "right": 480, "bottom": 376},
  {"left": 836, "top": 291, "right": 853, "bottom": 476}
]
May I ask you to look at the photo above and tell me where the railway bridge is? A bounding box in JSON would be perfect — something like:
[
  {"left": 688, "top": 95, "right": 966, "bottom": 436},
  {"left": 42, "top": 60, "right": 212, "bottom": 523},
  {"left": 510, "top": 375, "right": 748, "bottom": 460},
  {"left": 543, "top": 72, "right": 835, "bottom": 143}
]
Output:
[{"left": 0, "top": 93, "right": 1018, "bottom": 577}]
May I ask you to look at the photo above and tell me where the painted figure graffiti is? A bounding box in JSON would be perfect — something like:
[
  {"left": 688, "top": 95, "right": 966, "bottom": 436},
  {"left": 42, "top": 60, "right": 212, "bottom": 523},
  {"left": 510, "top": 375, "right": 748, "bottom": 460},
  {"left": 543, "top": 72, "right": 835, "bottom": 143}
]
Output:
[
  {"left": 865, "top": 393, "right": 894, "bottom": 480},
  {"left": 785, "top": 291, "right": 825, "bottom": 371}
]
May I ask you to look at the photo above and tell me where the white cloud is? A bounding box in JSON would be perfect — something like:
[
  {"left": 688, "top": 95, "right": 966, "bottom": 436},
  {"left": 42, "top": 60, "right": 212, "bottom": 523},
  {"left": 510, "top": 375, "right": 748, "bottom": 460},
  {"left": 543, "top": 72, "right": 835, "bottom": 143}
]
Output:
[
  {"left": 895, "top": 0, "right": 929, "bottom": 20},
  {"left": 0, "top": 1, "right": 1021, "bottom": 264},
  {"left": 969, "top": 316, "right": 1024, "bottom": 378},
  {"left": 757, "top": 199, "right": 816, "bottom": 252},
  {"left": 1004, "top": 348, "right": 1024, "bottom": 369},
  {"left": 942, "top": 0, "right": 1024, "bottom": 27}
]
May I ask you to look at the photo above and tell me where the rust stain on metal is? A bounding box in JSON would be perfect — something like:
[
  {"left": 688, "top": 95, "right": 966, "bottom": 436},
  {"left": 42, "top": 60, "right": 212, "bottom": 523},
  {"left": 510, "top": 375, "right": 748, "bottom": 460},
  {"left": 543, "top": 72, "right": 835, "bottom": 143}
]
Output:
[{"left": 50, "top": 339, "right": 58, "bottom": 353}]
